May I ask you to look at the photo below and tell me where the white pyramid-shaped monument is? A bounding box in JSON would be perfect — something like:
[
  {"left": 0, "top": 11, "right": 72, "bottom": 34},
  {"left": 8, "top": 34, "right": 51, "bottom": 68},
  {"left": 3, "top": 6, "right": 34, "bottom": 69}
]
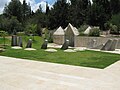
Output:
[
  {"left": 65, "top": 23, "right": 79, "bottom": 36},
  {"left": 84, "top": 26, "right": 92, "bottom": 35},
  {"left": 53, "top": 26, "right": 65, "bottom": 35}
]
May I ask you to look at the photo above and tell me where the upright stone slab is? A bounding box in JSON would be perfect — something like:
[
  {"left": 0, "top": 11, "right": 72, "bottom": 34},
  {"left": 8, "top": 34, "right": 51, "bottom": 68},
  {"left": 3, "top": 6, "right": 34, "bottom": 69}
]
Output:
[
  {"left": 116, "top": 39, "right": 120, "bottom": 49},
  {"left": 26, "top": 39, "right": 32, "bottom": 48},
  {"left": 41, "top": 39, "right": 48, "bottom": 49},
  {"left": 61, "top": 39, "right": 69, "bottom": 50},
  {"left": 18, "top": 36, "right": 23, "bottom": 47},
  {"left": 11, "top": 35, "right": 17, "bottom": 46},
  {"left": 108, "top": 39, "right": 118, "bottom": 51},
  {"left": 87, "top": 39, "right": 96, "bottom": 48},
  {"left": 101, "top": 39, "right": 113, "bottom": 51}
]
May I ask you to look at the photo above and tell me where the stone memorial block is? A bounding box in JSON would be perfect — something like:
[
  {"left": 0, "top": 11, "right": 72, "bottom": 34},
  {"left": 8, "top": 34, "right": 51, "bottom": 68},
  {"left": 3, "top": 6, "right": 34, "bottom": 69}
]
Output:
[
  {"left": 11, "top": 35, "right": 17, "bottom": 46},
  {"left": 26, "top": 39, "right": 32, "bottom": 48},
  {"left": 41, "top": 39, "right": 48, "bottom": 49},
  {"left": 116, "top": 39, "right": 120, "bottom": 49},
  {"left": 108, "top": 39, "right": 118, "bottom": 51},
  {"left": 61, "top": 39, "right": 69, "bottom": 50},
  {"left": 18, "top": 36, "right": 23, "bottom": 47},
  {"left": 101, "top": 39, "right": 113, "bottom": 51}
]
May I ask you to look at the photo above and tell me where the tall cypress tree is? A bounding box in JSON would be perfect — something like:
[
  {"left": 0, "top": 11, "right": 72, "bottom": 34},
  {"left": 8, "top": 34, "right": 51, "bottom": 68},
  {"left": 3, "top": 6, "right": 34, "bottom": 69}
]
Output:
[
  {"left": 88, "top": 0, "right": 111, "bottom": 30},
  {"left": 22, "top": 0, "right": 31, "bottom": 21},
  {"left": 110, "top": 0, "right": 120, "bottom": 14},
  {"left": 69, "top": 0, "right": 89, "bottom": 27},
  {"left": 48, "top": 0, "right": 69, "bottom": 29}
]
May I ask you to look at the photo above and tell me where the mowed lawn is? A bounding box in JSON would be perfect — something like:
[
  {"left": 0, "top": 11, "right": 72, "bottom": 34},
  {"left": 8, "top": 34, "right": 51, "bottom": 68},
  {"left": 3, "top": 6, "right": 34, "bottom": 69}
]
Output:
[{"left": 0, "top": 36, "right": 120, "bottom": 69}]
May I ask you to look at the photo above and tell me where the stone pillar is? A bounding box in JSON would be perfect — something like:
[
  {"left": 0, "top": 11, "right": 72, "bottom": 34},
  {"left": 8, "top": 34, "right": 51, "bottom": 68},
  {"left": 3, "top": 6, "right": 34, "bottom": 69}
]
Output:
[
  {"left": 11, "top": 35, "right": 17, "bottom": 46},
  {"left": 108, "top": 39, "right": 118, "bottom": 51},
  {"left": 101, "top": 39, "right": 113, "bottom": 51},
  {"left": 116, "top": 39, "right": 120, "bottom": 49},
  {"left": 26, "top": 39, "right": 32, "bottom": 48},
  {"left": 18, "top": 36, "right": 23, "bottom": 47}
]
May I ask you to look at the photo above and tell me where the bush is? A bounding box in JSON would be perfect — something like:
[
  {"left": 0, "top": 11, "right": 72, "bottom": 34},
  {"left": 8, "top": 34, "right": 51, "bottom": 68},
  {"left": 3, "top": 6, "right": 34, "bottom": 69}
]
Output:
[
  {"left": 17, "top": 32, "right": 25, "bottom": 36},
  {"left": 110, "top": 25, "right": 118, "bottom": 34},
  {"left": 79, "top": 32, "right": 87, "bottom": 36},
  {"left": 78, "top": 25, "right": 89, "bottom": 32},
  {"left": 89, "top": 27, "right": 100, "bottom": 37}
]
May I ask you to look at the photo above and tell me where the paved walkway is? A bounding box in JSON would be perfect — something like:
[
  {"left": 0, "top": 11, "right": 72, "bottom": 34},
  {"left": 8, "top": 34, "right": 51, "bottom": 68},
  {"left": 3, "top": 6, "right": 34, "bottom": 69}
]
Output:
[{"left": 0, "top": 56, "right": 120, "bottom": 90}]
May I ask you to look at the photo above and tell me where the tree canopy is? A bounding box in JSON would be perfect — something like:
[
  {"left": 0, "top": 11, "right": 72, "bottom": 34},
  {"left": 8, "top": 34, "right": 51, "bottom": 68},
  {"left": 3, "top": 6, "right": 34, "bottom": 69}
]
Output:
[{"left": 0, "top": 0, "right": 120, "bottom": 34}]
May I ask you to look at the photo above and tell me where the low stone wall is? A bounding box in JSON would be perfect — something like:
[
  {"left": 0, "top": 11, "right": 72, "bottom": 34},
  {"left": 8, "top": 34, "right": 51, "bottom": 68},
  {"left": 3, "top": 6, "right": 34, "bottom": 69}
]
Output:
[
  {"left": 74, "top": 36, "right": 120, "bottom": 49},
  {"left": 53, "top": 35, "right": 64, "bottom": 45}
]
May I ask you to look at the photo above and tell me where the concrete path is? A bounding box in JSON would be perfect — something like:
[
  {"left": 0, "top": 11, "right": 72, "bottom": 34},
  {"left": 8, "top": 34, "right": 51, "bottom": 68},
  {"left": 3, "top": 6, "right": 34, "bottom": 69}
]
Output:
[{"left": 0, "top": 56, "right": 120, "bottom": 90}]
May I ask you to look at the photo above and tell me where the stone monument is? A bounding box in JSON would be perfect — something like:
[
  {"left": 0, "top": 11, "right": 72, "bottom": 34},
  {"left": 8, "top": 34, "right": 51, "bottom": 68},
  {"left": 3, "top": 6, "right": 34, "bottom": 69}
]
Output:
[
  {"left": 101, "top": 39, "right": 113, "bottom": 51},
  {"left": 41, "top": 39, "right": 48, "bottom": 49},
  {"left": 26, "top": 39, "right": 32, "bottom": 48},
  {"left": 61, "top": 39, "right": 69, "bottom": 50}
]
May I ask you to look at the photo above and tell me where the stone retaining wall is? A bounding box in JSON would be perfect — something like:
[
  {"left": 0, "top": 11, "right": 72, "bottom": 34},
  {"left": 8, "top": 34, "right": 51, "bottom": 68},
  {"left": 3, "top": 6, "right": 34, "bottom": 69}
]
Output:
[{"left": 74, "top": 36, "right": 120, "bottom": 49}]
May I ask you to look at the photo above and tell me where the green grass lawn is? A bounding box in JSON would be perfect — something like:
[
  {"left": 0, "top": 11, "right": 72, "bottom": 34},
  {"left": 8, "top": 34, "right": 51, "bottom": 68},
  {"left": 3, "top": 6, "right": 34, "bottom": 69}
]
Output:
[{"left": 0, "top": 36, "right": 120, "bottom": 69}]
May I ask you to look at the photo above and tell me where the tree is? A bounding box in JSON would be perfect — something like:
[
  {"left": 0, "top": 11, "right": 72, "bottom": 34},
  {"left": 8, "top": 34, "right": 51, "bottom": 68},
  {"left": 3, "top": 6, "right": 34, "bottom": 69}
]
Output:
[
  {"left": 25, "top": 24, "right": 37, "bottom": 40},
  {"left": 48, "top": 0, "right": 69, "bottom": 29},
  {"left": 110, "top": 13, "right": 120, "bottom": 34},
  {"left": 88, "top": 0, "right": 111, "bottom": 30},
  {"left": 9, "top": 16, "right": 23, "bottom": 34},
  {"left": 3, "top": 0, "right": 23, "bottom": 22},
  {"left": 0, "top": 31, "right": 8, "bottom": 48},
  {"left": 110, "top": 0, "right": 120, "bottom": 14},
  {"left": 22, "top": 0, "right": 31, "bottom": 23},
  {"left": 69, "top": 0, "right": 90, "bottom": 27}
]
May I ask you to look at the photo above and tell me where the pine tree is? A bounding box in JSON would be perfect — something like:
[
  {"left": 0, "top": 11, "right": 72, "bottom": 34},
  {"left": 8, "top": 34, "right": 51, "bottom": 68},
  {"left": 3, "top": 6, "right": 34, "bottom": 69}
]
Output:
[
  {"left": 3, "top": 0, "right": 23, "bottom": 22},
  {"left": 88, "top": 0, "right": 111, "bottom": 30},
  {"left": 110, "top": 0, "right": 120, "bottom": 14},
  {"left": 48, "top": 0, "right": 69, "bottom": 29}
]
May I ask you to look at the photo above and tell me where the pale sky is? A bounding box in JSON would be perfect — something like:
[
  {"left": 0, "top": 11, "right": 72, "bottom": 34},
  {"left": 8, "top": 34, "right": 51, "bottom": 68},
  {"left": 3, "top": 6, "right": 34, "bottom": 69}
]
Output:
[{"left": 0, "top": 0, "right": 92, "bottom": 14}]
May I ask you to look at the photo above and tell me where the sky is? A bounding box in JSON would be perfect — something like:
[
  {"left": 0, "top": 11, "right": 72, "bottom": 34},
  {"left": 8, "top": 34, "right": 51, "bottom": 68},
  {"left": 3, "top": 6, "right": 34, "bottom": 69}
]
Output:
[
  {"left": 0, "top": 0, "right": 56, "bottom": 14},
  {"left": 0, "top": 0, "right": 92, "bottom": 14}
]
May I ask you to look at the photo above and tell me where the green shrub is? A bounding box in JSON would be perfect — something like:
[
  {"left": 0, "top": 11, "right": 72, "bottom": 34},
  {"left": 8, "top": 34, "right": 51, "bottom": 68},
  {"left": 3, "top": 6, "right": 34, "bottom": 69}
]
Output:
[
  {"left": 89, "top": 27, "right": 100, "bottom": 37},
  {"left": 17, "top": 32, "right": 25, "bottom": 36},
  {"left": 79, "top": 32, "right": 88, "bottom": 36},
  {"left": 110, "top": 25, "right": 119, "bottom": 34},
  {"left": 78, "top": 25, "right": 89, "bottom": 32}
]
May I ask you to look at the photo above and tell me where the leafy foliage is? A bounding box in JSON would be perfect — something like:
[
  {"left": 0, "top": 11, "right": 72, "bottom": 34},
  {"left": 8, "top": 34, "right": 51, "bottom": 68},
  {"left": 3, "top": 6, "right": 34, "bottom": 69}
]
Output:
[
  {"left": 0, "top": 0, "right": 120, "bottom": 35},
  {"left": 89, "top": 27, "right": 100, "bottom": 37}
]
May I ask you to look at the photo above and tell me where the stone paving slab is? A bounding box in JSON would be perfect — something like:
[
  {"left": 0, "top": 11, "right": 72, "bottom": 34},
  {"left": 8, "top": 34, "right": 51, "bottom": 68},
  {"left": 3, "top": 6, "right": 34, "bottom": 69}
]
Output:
[{"left": 0, "top": 56, "right": 120, "bottom": 90}]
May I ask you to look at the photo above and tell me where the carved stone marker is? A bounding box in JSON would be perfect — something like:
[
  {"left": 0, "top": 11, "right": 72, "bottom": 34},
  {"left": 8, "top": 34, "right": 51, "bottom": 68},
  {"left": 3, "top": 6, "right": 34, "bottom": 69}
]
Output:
[
  {"left": 61, "top": 39, "right": 69, "bottom": 50},
  {"left": 26, "top": 39, "right": 32, "bottom": 48},
  {"left": 41, "top": 39, "right": 48, "bottom": 49},
  {"left": 11, "top": 35, "right": 17, "bottom": 46},
  {"left": 101, "top": 39, "right": 113, "bottom": 51},
  {"left": 108, "top": 39, "right": 118, "bottom": 51},
  {"left": 18, "top": 36, "right": 23, "bottom": 47},
  {"left": 116, "top": 39, "right": 120, "bottom": 49}
]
